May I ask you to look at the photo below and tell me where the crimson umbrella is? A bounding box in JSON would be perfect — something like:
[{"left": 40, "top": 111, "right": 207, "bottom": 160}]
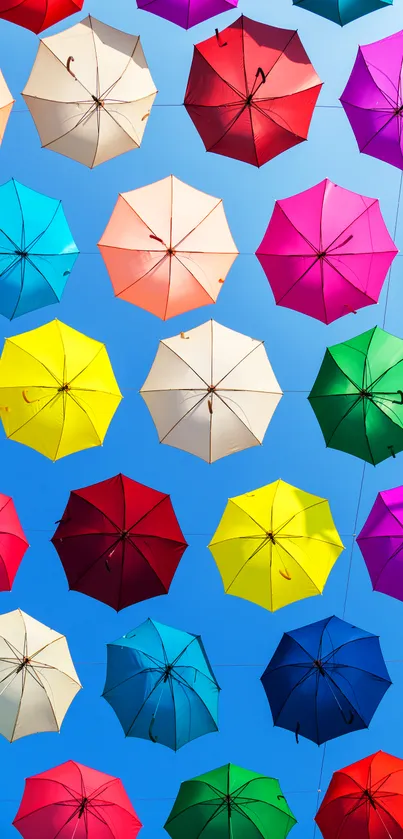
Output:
[
  {"left": 184, "top": 15, "right": 322, "bottom": 167},
  {"left": 0, "top": 0, "right": 82, "bottom": 33},
  {"left": 0, "top": 494, "right": 28, "bottom": 591},
  {"left": 51, "top": 474, "right": 187, "bottom": 611}
]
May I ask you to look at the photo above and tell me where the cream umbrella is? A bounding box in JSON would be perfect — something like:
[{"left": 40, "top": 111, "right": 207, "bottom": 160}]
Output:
[
  {"left": 22, "top": 16, "right": 157, "bottom": 168},
  {"left": 0, "top": 70, "right": 14, "bottom": 145},
  {"left": 140, "top": 320, "right": 282, "bottom": 463},
  {"left": 0, "top": 609, "right": 81, "bottom": 742}
]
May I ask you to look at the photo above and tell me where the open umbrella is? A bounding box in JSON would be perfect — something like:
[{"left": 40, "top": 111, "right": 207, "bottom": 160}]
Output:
[
  {"left": 0, "top": 609, "right": 81, "bottom": 742},
  {"left": 357, "top": 485, "right": 403, "bottom": 601},
  {"left": 0, "top": 70, "right": 13, "bottom": 144},
  {"left": 184, "top": 15, "right": 322, "bottom": 167},
  {"left": 0, "top": 0, "right": 82, "bottom": 33},
  {"left": 0, "top": 179, "right": 79, "bottom": 320},
  {"left": 256, "top": 179, "right": 397, "bottom": 324},
  {"left": 22, "top": 16, "right": 157, "bottom": 168},
  {"left": 208, "top": 480, "right": 343, "bottom": 611},
  {"left": 308, "top": 326, "right": 403, "bottom": 465},
  {"left": 98, "top": 175, "right": 238, "bottom": 320},
  {"left": 52, "top": 474, "right": 187, "bottom": 611},
  {"left": 165, "top": 764, "right": 296, "bottom": 839},
  {"left": 13, "top": 760, "right": 142, "bottom": 839},
  {"left": 0, "top": 319, "right": 122, "bottom": 461},
  {"left": 292, "top": 0, "right": 392, "bottom": 26},
  {"left": 103, "top": 618, "right": 220, "bottom": 751},
  {"left": 140, "top": 320, "right": 282, "bottom": 463},
  {"left": 0, "top": 495, "right": 29, "bottom": 591},
  {"left": 136, "top": 0, "right": 237, "bottom": 29}
]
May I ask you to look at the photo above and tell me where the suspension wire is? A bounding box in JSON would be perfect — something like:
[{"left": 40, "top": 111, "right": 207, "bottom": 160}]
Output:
[{"left": 382, "top": 171, "right": 403, "bottom": 330}]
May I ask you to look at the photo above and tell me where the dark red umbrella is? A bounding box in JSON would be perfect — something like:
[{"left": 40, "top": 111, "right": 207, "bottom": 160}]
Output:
[
  {"left": 0, "top": 0, "right": 82, "bottom": 34},
  {"left": 0, "top": 493, "right": 28, "bottom": 591},
  {"left": 51, "top": 474, "right": 187, "bottom": 611},
  {"left": 184, "top": 15, "right": 322, "bottom": 167}
]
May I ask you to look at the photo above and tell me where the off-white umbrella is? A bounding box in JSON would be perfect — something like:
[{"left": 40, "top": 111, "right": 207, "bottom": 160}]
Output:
[
  {"left": 140, "top": 320, "right": 282, "bottom": 463},
  {"left": 22, "top": 16, "right": 157, "bottom": 168},
  {"left": 0, "top": 609, "right": 81, "bottom": 742},
  {"left": 0, "top": 70, "right": 13, "bottom": 146}
]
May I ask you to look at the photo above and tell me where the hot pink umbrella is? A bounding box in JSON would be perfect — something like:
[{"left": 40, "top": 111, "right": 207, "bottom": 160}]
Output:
[
  {"left": 357, "top": 486, "right": 403, "bottom": 602},
  {"left": 256, "top": 179, "right": 397, "bottom": 324}
]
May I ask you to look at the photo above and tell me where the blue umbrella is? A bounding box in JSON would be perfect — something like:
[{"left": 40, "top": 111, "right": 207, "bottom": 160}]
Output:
[
  {"left": 0, "top": 179, "right": 78, "bottom": 319},
  {"left": 102, "top": 618, "right": 220, "bottom": 751},
  {"left": 261, "top": 615, "right": 391, "bottom": 745},
  {"left": 292, "top": 0, "right": 392, "bottom": 25}
]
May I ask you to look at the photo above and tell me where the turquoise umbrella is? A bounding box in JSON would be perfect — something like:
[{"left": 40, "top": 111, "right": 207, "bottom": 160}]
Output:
[
  {"left": 0, "top": 179, "right": 78, "bottom": 319},
  {"left": 292, "top": 0, "right": 392, "bottom": 25}
]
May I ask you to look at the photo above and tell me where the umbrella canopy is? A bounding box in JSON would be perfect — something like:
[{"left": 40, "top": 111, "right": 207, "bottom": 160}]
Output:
[
  {"left": 315, "top": 751, "right": 403, "bottom": 839},
  {"left": 0, "top": 179, "right": 79, "bottom": 320},
  {"left": 22, "top": 16, "right": 157, "bottom": 168},
  {"left": 0, "top": 609, "right": 81, "bottom": 742},
  {"left": 98, "top": 175, "right": 238, "bottom": 320},
  {"left": 165, "top": 763, "right": 296, "bottom": 839},
  {"left": 0, "top": 319, "right": 122, "bottom": 461},
  {"left": 208, "top": 480, "right": 343, "bottom": 611},
  {"left": 140, "top": 320, "right": 282, "bottom": 463},
  {"left": 292, "top": 0, "right": 392, "bottom": 26},
  {"left": 13, "top": 760, "right": 142, "bottom": 839},
  {"left": 0, "top": 495, "right": 29, "bottom": 591},
  {"left": 308, "top": 326, "right": 403, "bottom": 465},
  {"left": 357, "top": 485, "right": 403, "bottom": 601},
  {"left": 0, "top": 0, "right": 82, "bottom": 33},
  {"left": 261, "top": 615, "right": 391, "bottom": 746},
  {"left": 103, "top": 618, "right": 220, "bottom": 751},
  {"left": 137, "top": 0, "right": 237, "bottom": 29},
  {"left": 0, "top": 70, "right": 14, "bottom": 144},
  {"left": 52, "top": 474, "right": 187, "bottom": 611},
  {"left": 341, "top": 31, "right": 403, "bottom": 171},
  {"left": 184, "top": 15, "right": 322, "bottom": 167},
  {"left": 256, "top": 179, "right": 397, "bottom": 324}
]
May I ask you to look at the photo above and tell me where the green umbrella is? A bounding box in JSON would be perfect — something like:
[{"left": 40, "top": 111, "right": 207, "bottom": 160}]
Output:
[
  {"left": 164, "top": 763, "right": 296, "bottom": 839},
  {"left": 308, "top": 326, "right": 403, "bottom": 465}
]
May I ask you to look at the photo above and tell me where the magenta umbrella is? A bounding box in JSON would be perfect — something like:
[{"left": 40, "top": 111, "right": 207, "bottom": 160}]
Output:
[
  {"left": 341, "top": 30, "right": 403, "bottom": 170},
  {"left": 136, "top": 0, "right": 237, "bottom": 28},
  {"left": 256, "top": 179, "right": 397, "bottom": 324},
  {"left": 357, "top": 486, "right": 403, "bottom": 601}
]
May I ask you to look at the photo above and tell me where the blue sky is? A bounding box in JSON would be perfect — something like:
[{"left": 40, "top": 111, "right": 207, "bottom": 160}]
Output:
[{"left": 1, "top": 0, "right": 403, "bottom": 836}]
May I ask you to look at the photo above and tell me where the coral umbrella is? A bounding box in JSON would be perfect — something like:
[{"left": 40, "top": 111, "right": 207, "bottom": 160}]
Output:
[
  {"left": 261, "top": 615, "right": 391, "bottom": 745},
  {"left": 0, "top": 70, "right": 13, "bottom": 144},
  {"left": 357, "top": 485, "right": 403, "bottom": 601},
  {"left": 22, "top": 16, "right": 157, "bottom": 168},
  {"left": 184, "top": 15, "right": 322, "bottom": 167},
  {"left": 315, "top": 751, "right": 403, "bottom": 839},
  {"left": 52, "top": 474, "right": 187, "bottom": 611},
  {"left": 103, "top": 619, "right": 220, "bottom": 750},
  {"left": 256, "top": 179, "right": 397, "bottom": 324},
  {"left": 292, "top": 0, "right": 391, "bottom": 26},
  {"left": 0, "top": 319, "right": 122, "bottom": 461},
  {"left": 209, "top": 480, "right": 343, "bottom": 612},
  {"left": 0, "top": 0, "right": 82, "bottom": 33},
  {"left": 98, "top": 175, "right": 238, "bottom": 320},
  {"left": 140, "top": 320, "right": 282, "bottom": 463},
  {"left": 13, "top": 760, "right": 142, "bottom": 839},
  {"left": 0, "top": 495, "right": 29, "bottom": 591},
  {"left": 137, "top": 0, "right": 237, "bottom": 29},
  {"left": 341, "top": 30, "right": 403, "bottom": 171}
]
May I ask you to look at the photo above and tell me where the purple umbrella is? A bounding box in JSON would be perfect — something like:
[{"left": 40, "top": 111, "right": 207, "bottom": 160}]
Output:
[
  {"left": 136, "top": 0, "right": 238, "bottom": 28},
  {"left": 357, "top": 486, "right": 403, "bottom": 601},
  {"left": 341, "top": 29, "right": 403, "bottom": 170}
]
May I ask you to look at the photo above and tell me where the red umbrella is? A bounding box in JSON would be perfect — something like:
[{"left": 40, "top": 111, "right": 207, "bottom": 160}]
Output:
[
  {"left": 0, "top": 494, "right": 28, "bottom": 591},
  {"left": 51, "top": 474, "right": 187, "bottom": 611},
  {"left": 0, "top": 0, "right": 83, "bottom": 33},
  {"left": 184, "top": 15, "right": 322, "bottom": 167},
  {"left": 13, "top": 760, "right": 142, "bottom": 839}
]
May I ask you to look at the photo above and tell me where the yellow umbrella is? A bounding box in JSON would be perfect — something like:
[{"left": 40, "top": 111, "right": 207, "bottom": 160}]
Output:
[
  {"left": 208, "top": 480, "right": 344, "bottom": 612},
  {"left": 0, "top": 320, "right": 122, "bottom": 460}
]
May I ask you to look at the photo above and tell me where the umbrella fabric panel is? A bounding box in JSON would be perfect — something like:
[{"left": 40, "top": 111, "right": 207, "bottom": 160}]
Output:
[
  {"left": 0, "top": 494, "right": 29, "bottom": 590},
  {"left": 0, "top": 0, "right": 83, "bottom": 33},
  {"left": 357, "top": 487, "right": 403, "bottom": 599},
  {"left": 136, "top": 0, "right": 238, "bottom": 29},
  {"left": 293, "top": 0, "right": 392, "bottom": 25}
]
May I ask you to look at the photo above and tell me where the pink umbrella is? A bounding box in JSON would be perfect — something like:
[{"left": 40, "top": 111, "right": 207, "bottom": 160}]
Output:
[
  {"left": 357, "top": 486, "right": 403, "bottom": 602},
  {"left": 136, "top": 0, "right": 238, "bottom": 28},
  {"left": 256, "top": 179, "right": 397, "bottom": 324}
]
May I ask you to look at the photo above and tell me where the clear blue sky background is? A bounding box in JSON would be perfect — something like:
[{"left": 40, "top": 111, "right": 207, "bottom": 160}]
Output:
[{"left": 1, "top": 0, "right": 403, "bottom": 836}]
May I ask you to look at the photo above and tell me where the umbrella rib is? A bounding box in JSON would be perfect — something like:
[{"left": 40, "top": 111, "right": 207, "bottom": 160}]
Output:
[
  {"left": 124, "top": 673, "right": 167, "bottom": 737},
  {"left": 214, "top": 342, "right": 264, "bottom": 389},
  {"left": 274, "top": 498, "right": 327, "bottom": 535},
  {"left": 159, "top": 393, "right": 209, "bottom": 443},
  {"left": 39, "top": 43, "right": 95, "bottom": 100},
  {"left": 214, "top": 391, "right": 264, "bottom": 445},
  {"left": 155, "top": 342, "right": 210, "bottom": 387},
  {"left": 173, "top": 199, "right": 224, "bottom": 251},
  {"left": 274, "top": 539, "right": 322, "bottom": 592},
  {"left": 25, "top": 200, "right": 62, "bottom": 252},
  {"left": 189, "top": 49, "right": 244, "bottom": 100},
  {"left": 114, "top": 252, "right": 169, "bottom": 296},
  {"left": 67, "top": 344, "right": 105, "bottom": 387}
]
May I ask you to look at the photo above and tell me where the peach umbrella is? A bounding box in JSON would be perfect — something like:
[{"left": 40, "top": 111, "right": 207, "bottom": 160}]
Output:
[
  {"left": 98, "top": 175, "right": 238, "bottom": 320},
  {"left": 0, "top": 70, "right": 14, "bottom": 145}
]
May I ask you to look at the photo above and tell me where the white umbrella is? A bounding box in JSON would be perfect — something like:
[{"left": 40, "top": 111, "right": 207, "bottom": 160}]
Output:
[
  {"left": 22, "top": 16, "right": 157, "bottom": 168},
  {"left": 0, "top": 609, "right": 81, "bottom": 742},
  {"left": 140, "top": 320, "right": 282, "bottom": 463},
  {"left": 0, "top": 70, "right": 13, "bottom": 146}
]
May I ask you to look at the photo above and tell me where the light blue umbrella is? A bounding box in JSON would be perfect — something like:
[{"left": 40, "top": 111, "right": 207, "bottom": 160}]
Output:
[
  {"left": 292, "top": 0, "right": 392, "bottom": 25},
  {"left": 0, "top": 179, "right": 78, "bottom": 319},
  {"left": 102, "top": 618, "right": 220, "bottom": 751}
]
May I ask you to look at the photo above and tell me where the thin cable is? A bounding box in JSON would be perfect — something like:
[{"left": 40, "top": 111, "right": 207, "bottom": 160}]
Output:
[
  {"left": 313, "top": 744, "right": 327, "bottom": 837},
  {"left": 11, "top": 104, "right": 343, "bottom": 114},
  {"left": 382, "top": 170, "right": 403, "bottom": 329},
  {"left": 342, "top": 463, "right": 366, "bottom": 619}
]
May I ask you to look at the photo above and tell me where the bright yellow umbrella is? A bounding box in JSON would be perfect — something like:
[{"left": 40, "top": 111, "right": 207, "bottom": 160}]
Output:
[
  {"left": 208, "top": 480, "right": 344, "bottom": 612},
  {"left": 0, "top": 320, "right": 122, "bottom": 460}
]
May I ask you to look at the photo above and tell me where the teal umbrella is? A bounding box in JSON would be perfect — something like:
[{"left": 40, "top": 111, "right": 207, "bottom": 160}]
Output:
[{"left": 292, "top": 0, "right": 392, "bottom": 25}]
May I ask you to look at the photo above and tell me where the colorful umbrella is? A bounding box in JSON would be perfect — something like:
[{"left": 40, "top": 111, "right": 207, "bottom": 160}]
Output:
[
  {"left": 256, "top": 179, "right": 397, "bottom": 324},
  {"left": 0, "top": 0, "right": 82, "bottom": 33},
  {"left": 103, "top": 618, "right": 220, "bottom": 750},
  {"left": 184, "top": 15, "right": 322, "bottom": 167},
  {"left": 0, "top": 180, "right": 79, "bottom": 320},
  {"left": 165, "top": 764, "right": 296, "bottom": 839},
  {"left": 209, "top": 480, "right": 343, "bottom": 611},
  {"left": 309, "top": 327, "right": 403, "bottom": 465},
  {"left": 0, "top": 319, "right": 122, "bottom": 461},
  {"left": 357, "top": 485, "right": 403, "bottom": 601},
  {"left": 0, "top": 495, "right": 29, "bottom": 591},
  {"left": 140, "top": 320, "right": 282, "bottom": 463},
  {"left": 0, "top": 609, "right": 81, "bottom": 742},
  {"left": 315, "top": 751, "right": 403, "bottom": 839},
  {"left": 98, "top": 176, "right": 238, "bottom": 320},
  {"left": 261, "top": 615, "right": 391, "bottom": 745},
  {"left": 341, "top": 31, "right": 403, "bottom": 171},
  {"left": 52, "top": 474, "right": 187, "bottom": 611},
  {"left": 0, "top": 70, "right": 13, "bottom": 144},
  {"left": 22, "top": 16, "right": 157, "bottom": 168},
  {"left": 137, "top": 0, "right": 237, "bottom": 29},
  {"left": 292, "top": 0, "right": 391, "bottom": 26},
  {"left": 13, "top": 760, "right": 142, "bottom": 839}
]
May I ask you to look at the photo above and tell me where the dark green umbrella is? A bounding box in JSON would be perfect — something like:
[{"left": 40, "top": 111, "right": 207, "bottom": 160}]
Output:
[
  {"left": 308, "top": 326, "right": 403, "bottom": 465},
  {"left": 164, "top": 763, "right": 296, "bottom": 839}
]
